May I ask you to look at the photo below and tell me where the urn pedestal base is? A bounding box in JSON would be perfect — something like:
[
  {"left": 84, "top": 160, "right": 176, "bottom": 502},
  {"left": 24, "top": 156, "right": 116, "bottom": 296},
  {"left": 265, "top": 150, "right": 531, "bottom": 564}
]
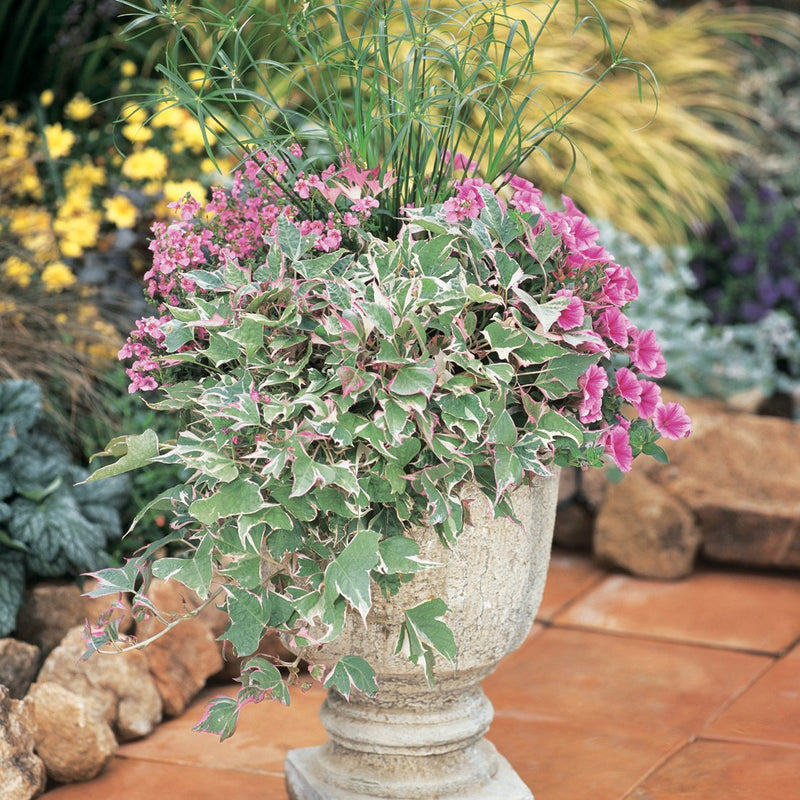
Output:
[
  {"left": 285, "top": 686, "right": 532, "bottom": 800},
  {"left": 285, "top": 742, "right": 532, "bottom": 800}
]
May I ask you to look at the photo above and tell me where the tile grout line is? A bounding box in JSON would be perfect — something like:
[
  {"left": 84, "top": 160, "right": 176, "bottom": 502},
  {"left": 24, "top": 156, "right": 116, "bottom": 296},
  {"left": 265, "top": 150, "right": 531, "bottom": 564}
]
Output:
[
  {"left": 542, "top": 620, "right": 787, "bottom": 659},
  {"left": 697, "top": 653, "right": 782, "bottom": 731},
  {"left": 617, "top": 736, "right": 695, "bottom": 800}
]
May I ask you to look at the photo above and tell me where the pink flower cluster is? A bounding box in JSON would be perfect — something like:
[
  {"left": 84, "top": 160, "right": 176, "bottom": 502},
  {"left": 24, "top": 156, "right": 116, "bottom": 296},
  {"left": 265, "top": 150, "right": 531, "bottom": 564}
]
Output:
[
  {"left": 122, "top": 148, "right": 398, "bottom": 392},
  {"left": 498, "top": 173, "right": 691, "bottom": 470}
]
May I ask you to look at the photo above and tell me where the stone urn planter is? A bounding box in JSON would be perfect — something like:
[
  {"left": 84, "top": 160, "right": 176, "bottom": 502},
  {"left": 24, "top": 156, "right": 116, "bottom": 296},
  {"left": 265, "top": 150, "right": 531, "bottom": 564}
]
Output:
[{"left": 285, "top": 473, "right": 560, "bottom": 800}]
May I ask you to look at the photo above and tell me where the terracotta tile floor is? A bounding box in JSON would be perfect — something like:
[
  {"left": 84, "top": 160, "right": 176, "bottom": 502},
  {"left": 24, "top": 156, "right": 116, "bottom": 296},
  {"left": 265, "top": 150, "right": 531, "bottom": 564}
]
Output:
[{"left": 44, "top": 548, "right": 800, "bottom": 800}]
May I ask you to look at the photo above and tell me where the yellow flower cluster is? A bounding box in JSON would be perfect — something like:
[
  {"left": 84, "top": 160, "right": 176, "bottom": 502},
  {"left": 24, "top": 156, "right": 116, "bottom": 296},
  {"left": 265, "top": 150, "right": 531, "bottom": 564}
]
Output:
[{"left": 0, "top": 59, "right": 237, "bottom": 376}]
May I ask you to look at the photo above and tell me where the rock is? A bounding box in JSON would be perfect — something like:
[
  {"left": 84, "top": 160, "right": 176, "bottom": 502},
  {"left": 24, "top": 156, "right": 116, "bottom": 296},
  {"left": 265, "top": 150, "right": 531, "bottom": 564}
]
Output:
[
  {"left": 554, "top": 501, "right": 594, "bottom": 550},
  {"left": 594, "top": 470, "right": 701, "bottom": 579},
  {"left": 0, "top": 639, "right": 40, "bottom": 699},
  {"left": 15, "top": 583, "right": 83, "bottom": 656},
  {"left": 644, "top": 397, "right": 800, "bottom": 570},
  {"left": 0, "top": 686, "right": 46, "bottom": 800},
  {"left": 36, "top": 627, "right": 162, "bottom": 742},
  {"left": 26, "top": 683, "right": 116, "bottom": 784},
  {"left": 135, "top": 579, "right": 224, "bottom": 717},
  {"left": 554, "top": 467, "right": 609, "bottom": 551}
]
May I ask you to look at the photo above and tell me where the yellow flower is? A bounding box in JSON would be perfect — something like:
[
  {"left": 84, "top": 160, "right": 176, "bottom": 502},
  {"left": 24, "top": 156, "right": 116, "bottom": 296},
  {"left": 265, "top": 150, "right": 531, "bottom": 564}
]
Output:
[
  {"left": 150, "top": 100, "right": 187, "bottom": 129},
  {"left": 18, "top": 169, "right": 43, "bottom": 199},
  {"left": 2, "top": 256, "right": 34, "bottom": 288},
  {"left": 43, "top": 123, "right": 76, "bottom": 159},
  {"left": 103, "top": 194, "right": 138, "bottom": 229},
  {"left": 64, "top": 160, "right": 106, "bottom": 192},
  {"left": 187, "top": 68, "right": 208, "bottom": 87},
  {"left": 120, "top": 60, "right": 137, "bottom": 78},
  {"left": 120, "top": 103, "right": 147, "bottom": 126},
  {"left": 55, "top": 312, "right": 68, "bottom": 324},
  {"left": 177, "top": 116, "right": 215, "bottom": 154},
  {"left": 54, "top": 192, "right": 101, "bottom": 256},
  {"left": 40, "top": 89, "right": 54, "bottom": 107},
  {"left": 163, "top": 179, "right": 207, "bottom": 208},
  {"left": 200, "top": 157, "right": 217, "bottom": 176},
  {"left": 64, "top": 93, "right": 94, "bottom": 122},
  {"left": 41, "top": 261, "right": 76, "bottom": 292},
  {"left": 121, "top": 147, "right": 169, "bottom": 181},
  {"left": 121, "top": 122, "right": 153, "bottom": 143}
]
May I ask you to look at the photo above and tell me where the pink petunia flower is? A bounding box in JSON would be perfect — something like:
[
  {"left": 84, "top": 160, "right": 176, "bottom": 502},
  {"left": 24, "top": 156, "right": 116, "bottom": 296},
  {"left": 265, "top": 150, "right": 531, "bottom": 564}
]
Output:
[
  {"left": 601, "top": 264, "right": 639, "bottom": 306},
  {"left": 599, "top": 425, "right": 633, "bottom": 472},
  {"left": 634, "top": 380, "right": 662, "bottom": 419},
  {"left": 577, "top": 363, "right": 608, "bottom": 423},
  {"left": 555, "top": 290, "right": 586, "bottom": 330},
  {"left": 654, "top": 402, "right": 693, "bottom": 440},
  {"left": 629, "top": 328, "right": 667, "bottom": 378},
  {"left": 614, "top": 367, "right": 642, "bottom": 404},
  {"left": 595, "top": 307, "right": 631, "bottom": 348}
]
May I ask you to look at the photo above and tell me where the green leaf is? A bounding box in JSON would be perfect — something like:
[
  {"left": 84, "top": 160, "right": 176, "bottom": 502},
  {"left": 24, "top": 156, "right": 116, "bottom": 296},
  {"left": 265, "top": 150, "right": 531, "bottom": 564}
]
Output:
[
  {"left": 395, "top": 598, "right": 456, "bottom": 685},
  {"left": 151, "top": 535, "right": 214, "bottom": 597},
  {"left": 323, "top": 655, "right": 379, "bottom": 700},
  {"left": 0, "top": 549, "right": 26, "bottom": 637},
  {"left": 483, "top": 321, "right": 528, "bottom": 359},
  {"left": 530, "top": 223, "right": 562, "bottom": 264},
  {"left": 86, "top": 430, "right": 160, "bottom": 481},
  {"left": 378, "top": 536, "right": 432, "bottom": 575},
  {"left": 535, "top": 353, "right": 601, "bottom": 400},
  {"left": 642, "top": 442, "right": 669, "bottom": 464},
  {"left": 189, "top": 478, "right": 265, "bottom": 525},
  {"left": 220, "top": 586, "right": 268, "bottom": 657},
  {"left": 487, "top": 409, "right": 517, "bottom": 446},
  {"left": 241, "top": 655, "right": 291, "bottom": 705},
  {"left": 389, "top": 365, "right": 437, "bottom": 397},
  {"left": 513, "top": 291, "right": 570, "bottom": 333},
  {"left": 493, "top": 445, "right": 524, "bottom": 497},
  {"left": 193, "top": 694, "right": 241, "bottom": 741},
  {"left": 84, "top": 558, "right": 143, "bottom": 597},
  {"left": 323, "top": 529, "right": 381, "bottom": 621},
  {"left": 276, "top": 215, "right": 310, "bottom": 261}
]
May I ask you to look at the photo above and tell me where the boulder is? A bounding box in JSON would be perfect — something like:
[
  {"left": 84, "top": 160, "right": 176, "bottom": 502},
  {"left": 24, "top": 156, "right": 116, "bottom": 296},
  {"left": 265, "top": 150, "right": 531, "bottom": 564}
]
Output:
[
  {"left": 0, "top": 686, "right": 46, "bottom": 800},
  {"left": 0, "top": 639, "right": 40, "bottom": 699},
  {"left": 26, "top": 682, "right": 116, "bottom": 784},
  {"left": 36, "top": 627, "right": 162, "bottom": 742},
  {"left": 135, "top": 579, "right": 224, "bottom": 717},
  {"left": 554, "top": 467, "right": 609, "bottom": 550},
  {"left": 15, "top": 583, "right": 83, "bottom": 656},
  {"left": 643, "top": 396, "right": 800, "bottom": 570},
  {"left": 594, "top": 470, "right": 701, "bottom": 579}
]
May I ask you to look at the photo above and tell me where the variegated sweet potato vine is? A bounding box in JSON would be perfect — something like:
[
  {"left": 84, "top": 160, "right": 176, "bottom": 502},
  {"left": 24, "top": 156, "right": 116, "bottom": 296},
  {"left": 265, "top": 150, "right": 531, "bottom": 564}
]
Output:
[{"left": 83, "top": 150, "right": 690, "bottom": 738}]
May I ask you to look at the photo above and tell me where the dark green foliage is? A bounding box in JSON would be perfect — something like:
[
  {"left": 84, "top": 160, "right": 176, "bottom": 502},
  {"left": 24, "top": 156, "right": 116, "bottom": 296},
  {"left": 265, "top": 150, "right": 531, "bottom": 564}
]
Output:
[{"left": 0, "top": 379, "right": 129, "bottom": 636}]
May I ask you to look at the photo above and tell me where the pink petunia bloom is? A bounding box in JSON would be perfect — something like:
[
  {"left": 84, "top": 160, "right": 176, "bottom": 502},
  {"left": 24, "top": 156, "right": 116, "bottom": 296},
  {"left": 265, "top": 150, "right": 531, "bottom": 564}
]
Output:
[
  {"left": 654, "top": 402, "right": 693, "bottom": 440},
  {"left": 601, "top": 264, "right": 639, "bottom": 306},
  {"left": 634, "top": 379, "right": 662, "bottom": 419},
  {"left": 614, "top": 367, "right": 642, "bottom": 404},
  {"left": 600, "top": 425, "right": 633, "bottom": 472},
  {"left": 595, "top": 307, "right": 631, "bottom": 348},
  {"left": 555, "top": 290, "right": 585, "bottom": 330},
  {"left": 577, "top": 363, "right": 608, "bottom": 423},
  {"left": 630, "top": 328, "right": 667, "bottom": 378}
]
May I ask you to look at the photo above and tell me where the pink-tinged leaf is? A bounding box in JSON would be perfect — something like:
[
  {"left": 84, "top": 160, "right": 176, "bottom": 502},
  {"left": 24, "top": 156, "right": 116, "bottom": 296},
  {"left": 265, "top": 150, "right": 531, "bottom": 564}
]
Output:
[
  {"left": 193, "top": 695, "right": 241, "bottom": 741},
  {"left": 388, "top": 365, "right": 437, "bottom": 397},
  {"left": 339, "top": 365, "right": 367, "bottom": 397}
]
